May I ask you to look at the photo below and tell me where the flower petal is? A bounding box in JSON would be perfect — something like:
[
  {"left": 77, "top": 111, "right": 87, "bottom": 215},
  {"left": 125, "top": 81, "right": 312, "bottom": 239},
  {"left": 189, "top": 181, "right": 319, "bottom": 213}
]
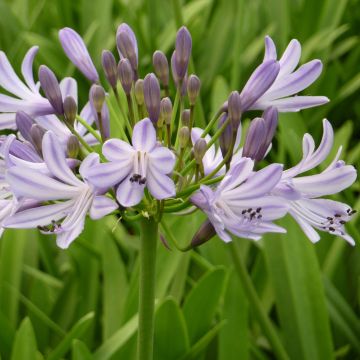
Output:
[
  {"left": 146, "top": 170, "right": 175, "bottom": 200},
  {"left": 132, "top": 118, "right": 156, "bottom": 152},
  {"left": 278, "top": 39, "right": 301, "bottom": 77},
  {"left": 90, "top": 195, "right": 118, "bottom": 219},
  {"left": 263, "top": 36, "right": 277, "bottom": 61},
  {"left": 116, "top": 175, "right": 145, "bottom": 207},
  {"left": 148, "top": 146, "right": 175, "bottom": 174},
  {"left": 0, "top": 113, "right": 17, "bottom": 130},
  {"left": 103, "top": 138, "right": 134, "bottom": 161},
  {"left": 56, "top": 217, "right": 85, "bottom": 249},
  {"left": 60, "top": 77, "right": 78, "bottom": 103},
  {"left": 21, "top": 46, "right": 39, "bottom": 93}
]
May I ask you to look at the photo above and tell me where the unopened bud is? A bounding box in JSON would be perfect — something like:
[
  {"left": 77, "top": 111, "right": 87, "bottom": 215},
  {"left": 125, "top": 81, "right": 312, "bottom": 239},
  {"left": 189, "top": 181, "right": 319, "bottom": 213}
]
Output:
[
  {"left": 187, "top": 74, "right": 201, "bottom": 105},
  {"left": 194, "top": 138, "right": 207, "bottom": 164},
  {"left": 181, "top": 109, "right": 190, "bottom": 127},
  {"left": 16, "top": 111, "right": 34, "bottom": 142},
  {"left": 179, "top": 127, "right": 190, "bottom": 149},
  {"left": 63, "top": 96, "right": 77, "bottom": 125},
  {"left": 144, "top": 73, "right": 161, "bottom": 124},
  {"left": 218, "top": 113, "right": 232, "bottom": 158},
  {"left": 134, "top": 79, "right": 144, "bottom": 105},
  {"left": 67, "top": 135, "right": 80, "bottom": 158},
  {"left": 118, "top": 58, "right": 133, "bottom": 95},
  {"left": 228, "top": 91, "right": 242, "bottom": 129},
  {"left": 243, "top": 117, "right": 266, "bottom": 161},
  {"left": 175, "top": 26, "right": 192, "bottom": 79},
  {"left": 116, "top": 23, "right": 138, "bottom": 72},
  {"left": 160, "top": 97, "right": 172, "bottom": 125},
  {"left": 38, "top": 65, "right": 64, "bottom": 114},
  {"left": 257, "top": 106, "right": 278, "bottom": 160},
  {"left": 153, "top": 50, "right": 169, "bottom": 87},
  {"left": 90, "top": 85, "right": 106, "bottom": 113},
  {"left": 102, "top": 50, "right": 118, "bottom": 89},
  {"left": 30, "top": 124, "right": 46, "bottom": 155},
  {"left": 191, "top": 220, "right": 216, "bottom": 248}
]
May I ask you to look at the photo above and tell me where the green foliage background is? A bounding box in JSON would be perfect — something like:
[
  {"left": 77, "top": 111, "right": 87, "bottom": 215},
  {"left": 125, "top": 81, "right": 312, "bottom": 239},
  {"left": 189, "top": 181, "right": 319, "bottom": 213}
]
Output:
[{"left": 0, "top": 0, "right": 359, "bottom": 359}]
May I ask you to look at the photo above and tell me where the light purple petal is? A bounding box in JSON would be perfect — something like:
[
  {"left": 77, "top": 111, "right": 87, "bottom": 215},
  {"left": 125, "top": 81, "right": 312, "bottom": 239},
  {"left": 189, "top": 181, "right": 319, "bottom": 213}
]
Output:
[
  {"left": 146, "top": 170, "right": 175, "bottom": 200},
  {"left": 90, "top": 195, "right": 118, "bottom": 219},
  {"left": 0, "top": 113, "right": 16, "bottom": 130},
  {"left": 263, "top": 36, "right": 277, "bottom": 61},
  {"left": 132, "top": 118, "right": 156, "bottom": 152},
  {"left": 59, "top": 27, "right": 99, "bottom": 83},
  {"left": 190, "top": 185, "right": 213, "bottom": 211},
  {"left": 290, "top": 210, "right": 321, "bottom": 243},
  {"left": 103, "top": 138, "right": 134, "bottom": 161},
  {"left": 0, "top": 94, "right": 53, "bottom": 116},
  {"left": 60, "top": 77, "right": 78, "bottom": 103},
  {"left": 278, "top": 39, "right": 301, "bottom": 77},
  {"left": 21, "top": 46, "right": 39, "bottom": 93},
  {"left": 56, "top": 217, "right": 85, "bottom": 249},
  {"left": 116, "top": 174, "right": 144, "bottom": 207},
  {"left": 79, "top": 152, "right": 100, "bottom": 179},
  {"left": 148, "top": 147, "right": 175, "bottom": 174}
]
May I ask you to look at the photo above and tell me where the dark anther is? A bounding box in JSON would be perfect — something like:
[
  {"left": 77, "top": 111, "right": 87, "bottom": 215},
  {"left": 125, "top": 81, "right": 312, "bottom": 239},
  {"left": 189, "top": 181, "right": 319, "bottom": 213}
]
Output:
[
  {"left": 334, "top": 214, "right": 341, "bottom": 217},
  {"left": 327, "top": 217, "right": 333, "bottom": 221},
  {"left": 242, "top": 210, "right": 247, "bottom": 214},
  {"left": 256, "top": 207, "right": 261, "bottom": 213},
  {"left": 329, "top": 227, "right": 335, "bottom": 232},
  {"left": 257, "top": 215, "right": 262, "bottom": 219},
  {"left": 340, "top": 220, "right": 346, "bottom": 224}
]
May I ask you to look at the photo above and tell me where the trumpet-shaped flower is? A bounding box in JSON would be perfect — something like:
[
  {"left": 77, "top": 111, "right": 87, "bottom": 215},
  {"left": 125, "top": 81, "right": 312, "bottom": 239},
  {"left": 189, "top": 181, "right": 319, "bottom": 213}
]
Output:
[
  {"left": 4, "top": 131, "right": 117, "bottom": 248},
  {"left": 191, "top": 158, "right": 288, "bottom": 242},
  {"left": 87, "top": 118, "right": 176, "bottom": 207},
  {"left": 274, "top": 119, "right": 357, "bottom": 244}
]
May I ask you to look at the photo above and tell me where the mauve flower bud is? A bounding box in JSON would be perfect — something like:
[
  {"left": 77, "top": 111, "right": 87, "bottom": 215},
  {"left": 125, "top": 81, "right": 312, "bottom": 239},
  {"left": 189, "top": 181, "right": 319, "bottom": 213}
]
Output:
[
  {"left": 171, "top": 51, "right": 180, "bottom": 86},
  {"left": 116, "top": 23, "right": 138, "bottom": 72},
  {"left": 243, "top": 117, "right": 266, "bottom": 161},
  {"left": 254, "top": 106, "right": 278, "bottom": 161},
  {"left": 228, "top": 91, "right": 242, "bottom": 129},
  {"left": 175, "top": 26, "right": 192, "bottom": 79},
  {"left": 143, "top": 73, "right": 161, "bottom": 124},
  {"left": 218, "top": 113, "right": 232, "bottom": 158},
  {"left": 16, "top": 111, "right": 34, "bottom": 142},
  {"left": 191, "top": 220, "right": 216, "bottom": 248},
  {"left": 102, "top": 50, "right": 118, "bottom": 89},
  {"left": 160, "top": 97, "right": 172, "bottom": 125},
  {"left": 67, "top": 135, "right": 80, "bottom": 158},
  {"left": 153, "top": 50, "right": 169, "bottom": 87},
  {"left": 118, "top": 58, "right": 133, "bottom": 95},
  {"left": 30, "top": 124, "right": 46, "bottom": 155},
  {"left": 90, "top": 84, "right": 106, "bottom": 113},
  {"left": 187, "top": 74, "right": 201, "bottom": 105},
  {"left": 38, "top": 65, "right": 64, "bottom": 115},
  {"left": 179, "top": 127, "right": 190, "bottom": 149},
  {"left": 181, "top": 109, "right": 190, "bottom": 127},
  {"left": 194, "top": 138, "right": 207, "bottom": 164},
  {"left": 134, "top": 79, "right": 144, "bottom": 105},
  {"left": 63, "top": 96, "right": 77, "bottom": 125}
]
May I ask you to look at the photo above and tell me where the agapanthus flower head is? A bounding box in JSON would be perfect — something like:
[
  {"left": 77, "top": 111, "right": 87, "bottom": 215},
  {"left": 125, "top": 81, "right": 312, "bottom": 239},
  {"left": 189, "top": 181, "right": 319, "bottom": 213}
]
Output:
[
  {"left": 116, "top": 23, "right": 138, "bottom": 75},
  {"left": 59, "top": 27, "right": 99, "bottom": 83}
]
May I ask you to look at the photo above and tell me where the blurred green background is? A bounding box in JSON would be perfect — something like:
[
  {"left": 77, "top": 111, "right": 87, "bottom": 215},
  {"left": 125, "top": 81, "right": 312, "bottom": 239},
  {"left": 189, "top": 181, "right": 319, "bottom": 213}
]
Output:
[{"left": 0, "top": 0, "right": 359, "bottom": 359}]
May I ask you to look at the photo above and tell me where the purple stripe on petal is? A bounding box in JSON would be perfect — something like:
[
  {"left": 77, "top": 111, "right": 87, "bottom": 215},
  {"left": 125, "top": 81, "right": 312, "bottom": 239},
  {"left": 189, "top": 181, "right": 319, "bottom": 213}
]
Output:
[{"left": 132, "top": 118, "right": 156, "bottom": 152}]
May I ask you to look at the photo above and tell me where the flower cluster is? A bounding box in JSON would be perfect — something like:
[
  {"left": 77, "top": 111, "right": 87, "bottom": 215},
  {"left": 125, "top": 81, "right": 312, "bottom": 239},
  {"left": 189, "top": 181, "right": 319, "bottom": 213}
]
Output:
[{"left": 0, "top": 23, "right": 356, "bottom": 248}]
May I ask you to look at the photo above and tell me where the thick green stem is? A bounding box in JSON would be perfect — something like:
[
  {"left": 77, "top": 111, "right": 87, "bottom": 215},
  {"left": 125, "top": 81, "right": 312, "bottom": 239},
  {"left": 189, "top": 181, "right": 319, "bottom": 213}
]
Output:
[
  {"left": 137, "top": 217, "right": 158, "bottom": 360},
  {"left": 229, "top": 242, "right": 289, "bottom": 360}
]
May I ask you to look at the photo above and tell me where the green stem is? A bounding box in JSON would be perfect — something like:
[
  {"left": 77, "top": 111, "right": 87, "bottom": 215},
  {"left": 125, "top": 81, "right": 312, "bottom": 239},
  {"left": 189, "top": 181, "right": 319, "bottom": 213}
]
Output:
[
  {"left": 137, "top": 217, "right": 158, "bottom": 360},
  {"left": 75, "top": 115, "right": 102, "bottom": 143},
  {"left": 229, "top": 242, "right": 289, "bottom": 360}
]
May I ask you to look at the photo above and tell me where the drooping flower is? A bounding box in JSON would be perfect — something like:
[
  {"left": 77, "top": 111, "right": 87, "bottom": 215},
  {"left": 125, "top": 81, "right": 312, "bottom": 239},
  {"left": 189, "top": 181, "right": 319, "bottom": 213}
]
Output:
[
  {"left": 273, "top": 119, "right": 357, "bottom": 244},
  {"left": 59, "top": 27, "right": 99, "bottom": 83},
  {"left": 4, "top": 131, "right": 117, "bottom": 248},
  {"left": 249, "top": 36, "right": 329, "bottom": 112},
  {"left": 87, "top": 118, "right": 176, "bottom": 207},
  {"left": 191, "top": 158, "right": 288, "bottom": 242},
  {"left": 0, "top": 47, "right": 54, "bottom": 128}
]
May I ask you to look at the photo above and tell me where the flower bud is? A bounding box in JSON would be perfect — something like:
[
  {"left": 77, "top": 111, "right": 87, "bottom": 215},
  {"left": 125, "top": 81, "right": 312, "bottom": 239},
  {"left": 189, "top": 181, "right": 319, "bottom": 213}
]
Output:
[
  {"left": 67, "top": 135, "right": 80, "bottom": 158},
  {"left": 16, "top": 111, "right": 34, "bottom": 142},
  {"left": 160, "top": 97, "right": 172, "bottom": 125},
  {"left": 191, "top": 220, "right": 216, "bottom": 248},
  {"left": 218, "top": 113, "right": 232, "bottom": 158},
  {"left": 179, "top": 127, "right": 190, "bottom": 149},
  {"left": 194, "top": 138, "right": 207, "bottom": 165},
  {"left": 175, "top": 26, "right": 192, "bottom": 79},
  {"left": 38, "top": 65, "right": 64, "bottom": 115},
  {"left": 118, "top": 58, "right": 133, "bottom": 95},
  {"left": 228, "top": 91, "right": 242, "bottom": 129},
  {"left": 90, "top": 84, "right": 106, "bottom": 113},
  {"left": 116, "top": 23, "right": 138, "bottom": 73},
  {"left": 134, "top": 79, "right": 144, "bottom": 105},
  {"left": 181, "top": 109, "right": 190, "bottom": 127},
  {"left": 187, "top": 74, "right": 201, "bottom": 105},
  {"left": 102, "top": 50, "right": 118, "bottom": 89},
  {"left": 153, "top": 50, "right": 169, "bottom": 87},
  {"left": 143, "top": 73, "right": 161, "bottom": 124},
  {"left": 63, "top": 96, "right": 77, "bottom": 125},
  {"left": 30, "top": 124, "right": 46, "bottom": 155},
  {"left": 242, "top": 117, "right": 266, "bottom": 161}
]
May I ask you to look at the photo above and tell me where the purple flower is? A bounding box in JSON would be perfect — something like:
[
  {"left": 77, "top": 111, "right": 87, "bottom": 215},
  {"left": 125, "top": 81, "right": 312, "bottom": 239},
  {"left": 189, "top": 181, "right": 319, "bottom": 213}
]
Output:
[
  {"left": 0, "top": 47, "right": 54, "bottom": 128},
  {"left": 4, "top": 131, "right": 117, "bottom": 248},
  {"left": 87, "top": 118, "right": 176, "bottom": 207},
  {"left": 249, "top": 36, "right": 329, "bottom": 112},
  {"left": 191, "top": 158, "right": 288, "bottom": 241},
  {"left": 59, "top": 28, "right": 99, "bottom": 83},
  {"left": 273, "top": 119, "right": 357, "bottom": 244}
]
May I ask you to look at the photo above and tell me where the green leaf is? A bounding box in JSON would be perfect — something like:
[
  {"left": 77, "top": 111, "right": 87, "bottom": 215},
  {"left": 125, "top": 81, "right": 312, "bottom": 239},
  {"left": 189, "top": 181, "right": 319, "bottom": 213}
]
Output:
[
  {"left": 154, "top": 298, "right": 190, "bottom": 360},
  {"left": 72, "top": 340, "right": 93, "bottom": 360},
  {"left": 11, "top": 318, "right": 38, "bottom": 360},
  {"left": 183, "top": 267, "right": 227, "bottom": 344}
]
